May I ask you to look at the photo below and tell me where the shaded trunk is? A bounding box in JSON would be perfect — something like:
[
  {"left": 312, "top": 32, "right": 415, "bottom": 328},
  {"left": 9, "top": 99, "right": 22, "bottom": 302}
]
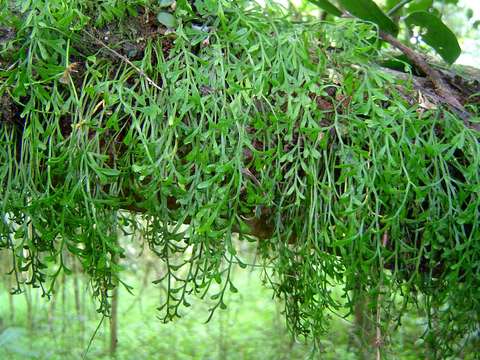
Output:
[
  {"left": 61, "top": 271, "right": 67, "bottom": 334},
  {"left": 352, "top": 291, "right": 374, "bottom": 360},
  {"left": 8, "top": 276, "right": 15, "bottom": 323},
  {"left": 48, "top": 285, "right": 57, "bottom": 334},
  {"left": 73, "top": 262, "right": 81, "bottom": 318},
  {"left": 109, "top": 232, "right": 120, "bottom": 358},
  {"left": 110, "top": 285, "right": 119, "bottom": 357},
  {"left": 72, "top": 259, "right": 84, "bottom": 346},
  {"left": 24, "top": 287, "right": 33, "bottom": 332},
  {"left": 218, "top": 309, "right": 227, "bottom": 360}
]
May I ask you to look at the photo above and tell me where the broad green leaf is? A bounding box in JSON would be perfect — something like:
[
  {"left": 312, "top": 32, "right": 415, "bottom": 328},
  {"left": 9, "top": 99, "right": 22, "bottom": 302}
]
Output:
[
  {"left": 407, "top": 0, "right": 433, "bottom": 13},
  {"left": 156, "top": 11, "right": 177, "bottom": 28},
  {"left": 308, "top": 0, "right": 342, "bottom": 17},
  {"left": 386, "top": 0, "right": 401, "bottom": 9},
  {"left": 405, "top": 11, "right": 461, "bottom": 64},
  {"left": 338, "top": 0, "right": 398, "bottom": 36},
  {"left": 386, "top": 0, "right": 408, "bottom": 16}
]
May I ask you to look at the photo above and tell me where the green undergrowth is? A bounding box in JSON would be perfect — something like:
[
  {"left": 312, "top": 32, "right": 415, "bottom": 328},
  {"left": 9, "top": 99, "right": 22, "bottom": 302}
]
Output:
[
  {"left": 0, "top": 265, "right": 314, "bottom": 360},
  {"left": 0, "top": 0, "right": 479, "bottom": 356}
]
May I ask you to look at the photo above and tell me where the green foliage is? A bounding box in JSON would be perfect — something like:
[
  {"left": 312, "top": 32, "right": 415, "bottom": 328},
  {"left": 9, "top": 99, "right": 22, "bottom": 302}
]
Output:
[
  {"left": 308, "top": 0, "right": 342, "bottom": 17},
  {"left": 2, "top": 266, "right": 478, "bottom": 359},
  {"left": 406, "top": 0, "right": 434, "bottom": 13},
  {"left": 156, "top": 11, "right": 178, "bottom": 28},
  {"left": 92, "top": 0, "right": 147, "bottom": 26},
  {"left": 308, "top": 0, "right": 463, "bottom": 64},
  {"left": 405, "top": 11, "right": 461, "bottom": 64},
  {"left": 338, "top": 0, "right": 399, "bottom": 35},
  {"left": 0, "top": 268, "right": 314, "bottom": 360},
  {"left": 0, "top": 0, "right": 479, "bottom": 357}
]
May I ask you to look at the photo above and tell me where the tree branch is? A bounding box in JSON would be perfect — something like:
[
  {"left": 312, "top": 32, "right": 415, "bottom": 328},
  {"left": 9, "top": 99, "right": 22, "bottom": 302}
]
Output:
[{"left": 379, "top": 31, "right": 480, "bottom": 131}]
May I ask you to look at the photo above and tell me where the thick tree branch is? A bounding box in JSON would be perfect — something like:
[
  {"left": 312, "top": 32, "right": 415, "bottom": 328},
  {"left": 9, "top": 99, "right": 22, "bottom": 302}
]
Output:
[{"left": 379, "top": 31, "right": 480, "bottom": 131}]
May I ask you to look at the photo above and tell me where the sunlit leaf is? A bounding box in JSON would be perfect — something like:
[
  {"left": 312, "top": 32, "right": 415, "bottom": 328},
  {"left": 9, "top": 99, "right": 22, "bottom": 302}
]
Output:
[
  {"left": 338, "top": 0, "right": 398, "bottom": 36},
  {"left": 406, "top": 0, "right": 433, "bottom": 13},
  {"left": 156, "top": 11, "right": 177, "bottom": 28},
  {"left": 405, "top": 11, "right": 461, "bottom": 64},
  {"left": 308, "top": 0, "right": 342, "bottom": 17}
]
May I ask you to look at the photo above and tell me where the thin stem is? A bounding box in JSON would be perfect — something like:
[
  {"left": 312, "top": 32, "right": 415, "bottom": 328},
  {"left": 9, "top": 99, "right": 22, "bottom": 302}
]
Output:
[
  {"left": 82, "top": 315, "right": 106, "bottom": 359},
  {"left": 387, "top": 0, "right": 414, "bottom": 17}
]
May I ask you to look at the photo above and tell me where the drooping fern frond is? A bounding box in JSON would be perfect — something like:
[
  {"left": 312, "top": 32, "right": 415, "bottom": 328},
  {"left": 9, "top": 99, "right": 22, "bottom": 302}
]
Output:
[{"left": 0, "top": 0, "right": 479, "bottom": 355}]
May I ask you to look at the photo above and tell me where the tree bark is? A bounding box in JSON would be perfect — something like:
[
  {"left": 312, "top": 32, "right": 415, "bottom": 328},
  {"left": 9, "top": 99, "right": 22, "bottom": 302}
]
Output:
[
  {"left": 48, "top": 284, "right": 57, "bottom": 334},
  {"left": 110, "top": 237, "right": 120, "bottom": 358},
  {"left": 110, "top": 285, "right": 119, "bottom": 357},
  {"left": 8, "top": 276, "right": 15, "bottom": 323},
  {"left": 24, "top": 287, "right": 32, "bottom": 333},
  {"left": 61, "top": 271, "right": 67, "bottom": 334},
  {"left": 72, "top": 258, "right": 84, "bottom": 345}
]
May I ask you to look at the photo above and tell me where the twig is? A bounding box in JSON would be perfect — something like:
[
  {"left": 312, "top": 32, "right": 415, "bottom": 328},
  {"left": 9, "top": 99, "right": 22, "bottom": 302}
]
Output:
[
  {"left": 82, "top": 30, "right": 163, "bottom": 92},
  {"left": 379, "top": 31, "right": 479, "bottom": 131},
  {"left": 241, "top": 167, "right": 262, "bottom": 189}
]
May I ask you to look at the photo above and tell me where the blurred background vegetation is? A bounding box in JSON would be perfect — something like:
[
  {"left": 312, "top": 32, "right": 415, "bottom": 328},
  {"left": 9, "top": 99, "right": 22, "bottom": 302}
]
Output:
[
  {"left": 0, "top": 242, "right": 312, "bottom": 360},
  {"left": 1, "top": 0, "right": 479, "bottom": 359},
  {"left": 1, "top": 237, "right": 477, "bottom": 359},
  {"left": 0, "top": 242, "right": 448, "bottom": 360},
  {"left": 277, "top": 0, "right": 480, "bottom": 66},
  {"left": 441, "top": 0, "right": 480, "bottom": 66}
]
